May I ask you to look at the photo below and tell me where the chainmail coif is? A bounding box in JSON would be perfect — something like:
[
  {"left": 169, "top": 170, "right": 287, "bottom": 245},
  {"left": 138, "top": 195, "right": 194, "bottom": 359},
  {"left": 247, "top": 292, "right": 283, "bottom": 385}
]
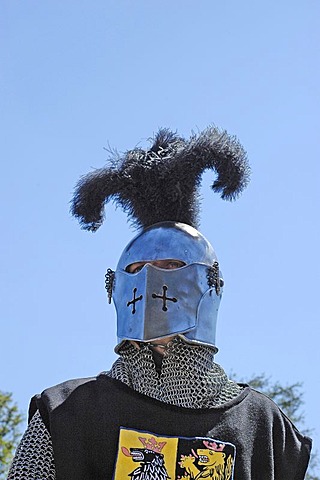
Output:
[
  {"left": 107, "top": 338, "right": 242, "bottom": 408},
  {"left": 7, "top": 339, "right": 242, "bottom": 479}
]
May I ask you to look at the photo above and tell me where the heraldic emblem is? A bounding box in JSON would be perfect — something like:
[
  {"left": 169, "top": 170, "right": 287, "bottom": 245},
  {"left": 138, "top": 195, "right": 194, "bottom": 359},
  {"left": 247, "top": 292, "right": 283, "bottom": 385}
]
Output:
[{"left": 113, "top": 427, "right": 236, "bottom": 480}]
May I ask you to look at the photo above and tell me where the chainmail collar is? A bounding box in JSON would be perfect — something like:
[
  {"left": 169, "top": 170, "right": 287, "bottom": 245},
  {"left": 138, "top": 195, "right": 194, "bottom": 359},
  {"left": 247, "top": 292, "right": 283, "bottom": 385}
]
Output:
[{"left": 106, "top": 338, "right": 242, "bottom": 408}]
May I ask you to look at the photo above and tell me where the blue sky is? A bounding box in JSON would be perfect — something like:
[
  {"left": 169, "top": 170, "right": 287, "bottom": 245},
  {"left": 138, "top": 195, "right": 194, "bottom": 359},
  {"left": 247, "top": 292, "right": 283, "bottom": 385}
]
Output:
[{"left": 1, "top": 0, "right": 319, "bottom": 460}]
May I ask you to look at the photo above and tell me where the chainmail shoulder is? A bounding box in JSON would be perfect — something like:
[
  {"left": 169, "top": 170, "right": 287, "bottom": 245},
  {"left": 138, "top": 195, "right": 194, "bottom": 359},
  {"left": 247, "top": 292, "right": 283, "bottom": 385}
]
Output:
[
  {"left": 7, "top": 410, "right": 55, "bottom": 480},
  {"left": 106, "top": 339, "right": 242, "bottom": 408}
]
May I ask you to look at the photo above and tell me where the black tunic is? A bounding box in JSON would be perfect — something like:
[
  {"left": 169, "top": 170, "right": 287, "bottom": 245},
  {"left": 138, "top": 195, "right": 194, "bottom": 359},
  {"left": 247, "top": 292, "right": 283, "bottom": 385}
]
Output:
[{"left": 29, "top": 375, "right": 311, "bottom": 480}]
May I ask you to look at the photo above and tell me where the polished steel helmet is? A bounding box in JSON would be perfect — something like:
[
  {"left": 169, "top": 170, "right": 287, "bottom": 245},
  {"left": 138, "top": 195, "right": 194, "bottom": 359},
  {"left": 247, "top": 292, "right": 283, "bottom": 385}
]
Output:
[
  {"left": 112, "top": 222, "right": 223, "bottom": 353},
  {"left": 71, "top": 127, "right": 249, "bottom": 353}
]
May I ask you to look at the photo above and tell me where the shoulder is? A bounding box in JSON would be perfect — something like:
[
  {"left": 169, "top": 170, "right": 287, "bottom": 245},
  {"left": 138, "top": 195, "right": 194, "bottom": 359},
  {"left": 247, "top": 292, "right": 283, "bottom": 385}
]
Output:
[
  {"left": 240, "top": 385, "right": 287, "bottom": 412},
  {"left": 29, "top": 375, "right": 128, "bottom": 418},
  {"left": 244, "top": 386, "right": 312, "bottom": 446},
  {"left": 243, "top": 386, "right": 297, "bottom": 422},
  {"left": 42, "top": 376, "right": 97, "bottom": 400},
  {"left": 28, "top": 376, "right": 98, "bottom": 424}
]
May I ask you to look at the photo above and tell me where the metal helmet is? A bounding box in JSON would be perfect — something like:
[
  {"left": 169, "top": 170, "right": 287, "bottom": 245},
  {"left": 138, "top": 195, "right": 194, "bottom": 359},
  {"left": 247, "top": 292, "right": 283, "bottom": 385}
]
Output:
[
  {"left": 111, "top": 221, "right": 223, "bottom": 353},
  {"left": 71, "top": 127, "right": 249, "bottom": 353}
]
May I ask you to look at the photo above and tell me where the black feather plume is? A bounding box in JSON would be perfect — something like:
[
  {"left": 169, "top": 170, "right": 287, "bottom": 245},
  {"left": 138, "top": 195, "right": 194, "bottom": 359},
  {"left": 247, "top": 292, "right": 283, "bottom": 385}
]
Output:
[{"left": 71, "top": 126, "right": 250, "bottom": 231}]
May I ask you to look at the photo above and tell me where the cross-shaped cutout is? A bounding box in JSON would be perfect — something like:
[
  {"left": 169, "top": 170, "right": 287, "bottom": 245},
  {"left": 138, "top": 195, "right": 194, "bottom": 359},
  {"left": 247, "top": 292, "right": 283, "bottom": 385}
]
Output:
[
  {"left": 127, "top": 288, "right": 143, "bottom": 314},
  {"left": 152, "top": 285, "right": 177, "bottom": 312}
]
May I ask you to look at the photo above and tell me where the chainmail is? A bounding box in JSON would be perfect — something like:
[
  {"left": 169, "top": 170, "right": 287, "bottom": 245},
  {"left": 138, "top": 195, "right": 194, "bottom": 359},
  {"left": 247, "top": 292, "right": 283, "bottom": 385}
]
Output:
[
  {"left": 7, "top": 410, "right": 56, "bottom": 480},
  {"left": 106, "top": 338, "right": 242, "bottom": 408},
  {"left": 7, "top": 339, "right": 242, "bottom": 478}
]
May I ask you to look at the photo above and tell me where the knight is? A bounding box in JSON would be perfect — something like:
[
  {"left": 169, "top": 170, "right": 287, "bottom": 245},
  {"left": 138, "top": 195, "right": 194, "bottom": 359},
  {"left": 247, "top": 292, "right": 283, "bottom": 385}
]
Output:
[{"left": 7, "top": 126, "right": 311, "bottom": 479}]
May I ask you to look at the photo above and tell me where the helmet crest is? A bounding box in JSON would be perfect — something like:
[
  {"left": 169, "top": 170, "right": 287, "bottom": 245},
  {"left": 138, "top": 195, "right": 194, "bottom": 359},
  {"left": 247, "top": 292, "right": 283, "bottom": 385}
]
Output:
[{"left": 71, "top": 126, "right": 250, "bottom": 232}]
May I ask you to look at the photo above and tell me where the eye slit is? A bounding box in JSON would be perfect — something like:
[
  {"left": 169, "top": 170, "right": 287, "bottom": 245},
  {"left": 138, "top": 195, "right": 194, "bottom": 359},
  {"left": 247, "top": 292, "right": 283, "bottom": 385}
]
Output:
[{"left": 126, "top": 259, "right": 185, "bottom": 273}]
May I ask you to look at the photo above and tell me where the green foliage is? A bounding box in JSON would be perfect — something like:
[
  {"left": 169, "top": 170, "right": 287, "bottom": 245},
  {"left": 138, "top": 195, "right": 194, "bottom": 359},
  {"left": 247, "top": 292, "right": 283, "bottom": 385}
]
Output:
[
  {"left": 234, "top": 373, "right": 318, "bottom": 480},
  {"left": 0, "top": 391, "right": 24, "bottom": 478}
]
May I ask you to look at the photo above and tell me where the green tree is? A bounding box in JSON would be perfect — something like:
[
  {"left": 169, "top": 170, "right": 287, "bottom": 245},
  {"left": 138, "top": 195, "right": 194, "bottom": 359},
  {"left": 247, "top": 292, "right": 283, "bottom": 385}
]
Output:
[
  {"left": 0, "top": 391, "right": 24, "bottom": 479},
  {"left": 236, "top": 373, "right": 318, "bottom": 480}
]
